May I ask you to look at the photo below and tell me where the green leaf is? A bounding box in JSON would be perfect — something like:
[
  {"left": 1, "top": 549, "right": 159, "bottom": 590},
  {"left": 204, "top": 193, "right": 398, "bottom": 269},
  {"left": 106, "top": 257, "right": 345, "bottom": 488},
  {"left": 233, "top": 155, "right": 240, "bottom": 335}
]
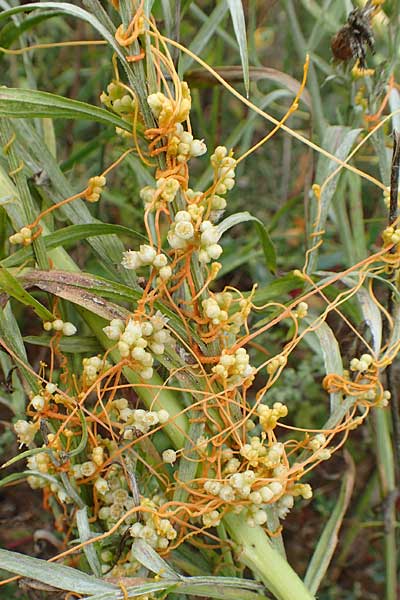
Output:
[
  {"left": 0, "top": 303, "right": 38, "bottom": 390},
  {"left": 2, "top": 223, "right": 147, "bottom": 268},
  {"left": 0, "top": 88, "right": 131, "bottom": 132},
  {"left": 23, "top": 334, "right": 101, "bottom": 353},
  {"left": 217, "top": 212, "right": 277, "bottom": 273},
  {"left": 254, "top": 273, "right": 304, "bottom": 305},
  {"left": 131, "top": 540, "right": 180, "bottom": 579},
  {"left": 0, "top": 549, "right": 117, "bottom": 595},
  {"left": 0, "top": 11, "right": 60, "bottom": 52},
  {"left": 1, "top": 447, "right": 52, "bottom": 470},
  {"left": 0, "top": 266, "right": 53, "bottom": 321},
  {"left": 227, "top": 0, "right": 249, "bottom": 96},
  {"left": 304, "top": 454, "right": 355, "bottom": 594},
  {"left": 76, "top": 507, "right": 102, "bottom": 577},
  {"left": 20, "top": 270, "right": 130, "bottom": 321},
  {"left": 179, "top": 2, "right": 229, "bottom": 74},
  {"left": 302, "top": 313, "right": 343, "bottom": 413}
]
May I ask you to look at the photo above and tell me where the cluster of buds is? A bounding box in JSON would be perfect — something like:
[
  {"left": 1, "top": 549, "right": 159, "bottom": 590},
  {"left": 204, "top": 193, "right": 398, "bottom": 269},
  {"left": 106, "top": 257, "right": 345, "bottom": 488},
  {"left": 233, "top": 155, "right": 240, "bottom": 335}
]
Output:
[
  {"left": 111, "top": 398, "right": 169, "bottom": 438},
  {"left": 202, "top": 296, "right": 229, "bottom": 325},
  {"left": 212, "top": 348, "right": 255, "bottom": 388},
  {"left": 240, "top": 437, "right": 285, "bottom": 470},
  {"left": 9, "top": 226, "right": 32, "bottom": 246},
  {"left": 350, "top": 353, "right": 374, "bottom": 373},
  {"left": 382, "top": 186, "right": 400, "bottom": 209},
  {"left": 82, "top": 355, "right": 112, "bottom": 386},
  {"left": 307, "top": 433, "right": 326, "bottom": 451},
  {"left": 266, "top": 354, "right": 287, "bottom": 376},
  {"left": 167, "top": 123, "right": 207, "bottom": 163},
  {"left": 201, "top": 291, "right": 250, "bottom": 334},
  {"left": 140, "top": 177, "right": 180, "bottom": 210},
  {"left": 186, "top": 189, "right": 227, "bottom": 223},
  {"left": 275, "top": 483, "right": 312, "bottom": 519},
  {"left": 101, "top": 82, "right": 135, "bottom": 119},
  {"left": 103, "top": 313, "right": 174, "bottom": 379},
  {"left": 43, "top": 319, "right": 77, "bottom": 337},
  {"left": 122, "top": 244, "right": 171, "bottom": 281},
  {"left": 294, "top": 301, "right": 308, "bottom": 319},
  {"left": 85, "top": 176, "right": 106, "bottom": 203},
  {"left": 147, "top": 81, "right": 191, "bottom": 128},
  {"left": 361, "top": 387, "right": 391, "bottom": 408},
  {"left": 383, "top": 225, "right": 400, "bottom": 245},
  {"left": 129, "top": 497, "right": 177, "bottom": 550},
  {"left": 257, "top": 402, "right": 288, "bottom": 432},
  {"left": 211, "top": 146, "right": 236, "bottom": 195}
]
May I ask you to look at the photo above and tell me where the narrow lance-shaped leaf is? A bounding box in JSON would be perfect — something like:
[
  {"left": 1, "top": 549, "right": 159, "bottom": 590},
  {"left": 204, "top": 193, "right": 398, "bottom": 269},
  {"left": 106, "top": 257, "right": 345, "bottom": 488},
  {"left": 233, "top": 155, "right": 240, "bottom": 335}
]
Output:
[
  {"left": 217, "top": 212, "right": 277, "bottom": 273},
  {"left": 227, "top": 0, "right": 250, "bottom": 96},
  {"left": 0, "top": 88, "right": 131, "bottom": 132}
]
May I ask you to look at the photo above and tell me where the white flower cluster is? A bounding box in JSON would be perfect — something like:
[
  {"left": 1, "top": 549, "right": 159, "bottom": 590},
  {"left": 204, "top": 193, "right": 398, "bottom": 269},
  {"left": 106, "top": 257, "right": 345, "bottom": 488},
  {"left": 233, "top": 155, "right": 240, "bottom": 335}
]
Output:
[
  {"left": 103, "top": 312, "right": 173, "bottom": 379},
  {"left": 168, "top": 123, "right": 207, "bottom": 163},
  {"left": 82, "top": 355, "right": 111, "bottom": 385},
  {"left": 210, "top": 146, "right": 236, "bottom": 195},
  {"left": 85, "top": 176, "right": 106, "bottom": 203},
  {"left": 202, "top": 510, "right": 221, "bottom": 528},
  {"left": 129, "top": 497, "right": 177, "bottom": 550},
  {"left": 111, "top": 398, "right": 169, "bottom": 439},
  {"left": 198, "top": 221, "right": 223, "bottom": 263},
  {"left": 203, "top": 470, "right": 283, "bottom": 527},
  {"left": 257, "top": 402, "right": 288, "bottom": 431},
  {"left": 72, "top": 460, "right": 97, "bottom": 479},
  {"left": 26, "top": 461, "right": 71, "bottom": 504},
  {"left": 147, "top": 81, "right": 191, "bottom": 127},
  {"left": 140, "top": 177, "right": 180, "bottom": 210},
  {"left": 9, "top": 226, "right": 32, "bottom": 246},
  {"left": 27, "top": 451, "right": 51, "bottom": 474},
  {"left": 202, "top": 296, "right": 229, "bottom": 325},
  {"left": 43, "top": 319, "right": 77, "bottom": 337},
  {"left": 203, "top": 441, "right": 313, "bottom": 526},
  {"left": 350, "top": 353, "right": 374, "bottom": 373},
  {"left": 122, "top": 244, "right": 171, "bottom": 281},
  {"left": 167, "top": 210, "right": 195, "bottom": 250},
  {"left": 212, "top": 348, "right": 255, "bottom": 388},
  {"left": 97, "top": 465, "right": 138, "bottom": 528},
  {"left": 14, "top": 419, "right": 39, "bottom": 446}
]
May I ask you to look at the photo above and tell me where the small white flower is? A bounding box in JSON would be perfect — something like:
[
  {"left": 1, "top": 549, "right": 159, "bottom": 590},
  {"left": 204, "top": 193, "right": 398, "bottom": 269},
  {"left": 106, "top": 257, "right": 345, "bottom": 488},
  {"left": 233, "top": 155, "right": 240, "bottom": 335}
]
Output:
[{"left": 162, "top": 449, "right": 177, "bottom": 464}]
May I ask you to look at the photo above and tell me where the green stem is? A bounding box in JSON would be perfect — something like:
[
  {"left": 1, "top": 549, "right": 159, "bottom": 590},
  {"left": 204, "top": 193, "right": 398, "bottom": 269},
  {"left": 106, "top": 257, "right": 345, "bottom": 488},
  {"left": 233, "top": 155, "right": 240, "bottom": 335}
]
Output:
[{"left": 224, "top": 513, "right": 315, "bottom": 600}]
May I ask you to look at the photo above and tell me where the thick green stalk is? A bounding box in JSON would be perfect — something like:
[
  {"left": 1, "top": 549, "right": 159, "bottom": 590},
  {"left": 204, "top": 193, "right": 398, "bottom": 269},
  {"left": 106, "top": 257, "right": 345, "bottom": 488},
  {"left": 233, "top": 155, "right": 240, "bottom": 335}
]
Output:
[{"left": 224, "top": 513, "right": 315, "bottom": 600}]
